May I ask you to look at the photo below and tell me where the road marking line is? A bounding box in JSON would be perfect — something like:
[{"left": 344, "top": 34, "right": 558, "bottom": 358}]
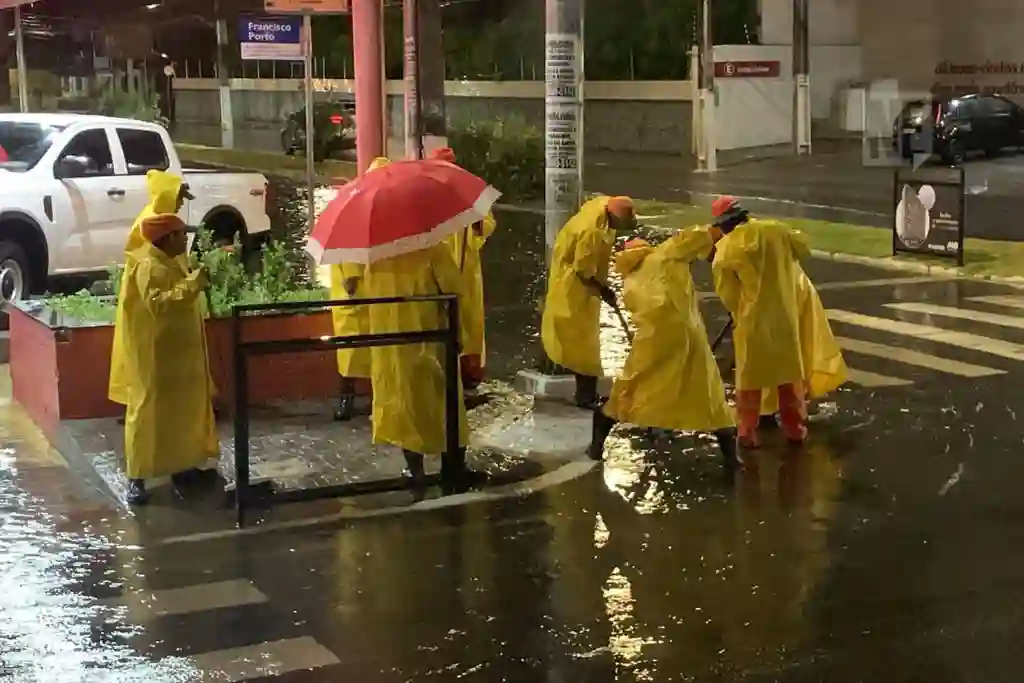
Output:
[
  {"left": 836, "top": 337, "right": 1004, "bottom": 377},
  {"left": 885, "top": 302, "right": 1024, "bottom": 330},
  {"left": 846, "top": 368, "right": 912, "bottom": 387},
  {"left": 101, "top": 580, "right": 268, "bottom": 618},
  {"left": 967, "top": 295, "right": 1024, "bottom": 311},
  {"left": 186, "top": 637, "right": 339, "bottom": 682},
  {"left": 696, "top": 276, "right": 945, "bottom": 301},
  {"left": 827, "top": 309, "right": 1024, "bottom": 361}
]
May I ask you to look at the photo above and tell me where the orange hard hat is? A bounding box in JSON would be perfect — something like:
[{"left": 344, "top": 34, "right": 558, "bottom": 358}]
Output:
[
  {"left": 711, "top": 195, "right": 738, "bottom": 218},
  {"left": 606, "top": 196, "right": 634, "bottom": 218}
]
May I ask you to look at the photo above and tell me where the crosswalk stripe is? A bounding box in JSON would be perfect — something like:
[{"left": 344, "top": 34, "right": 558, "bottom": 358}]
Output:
[
  {"left": 837, "top": 336, "right": 1004, "bottom": 377},
  {"left": 186, "top": 636, "right": 339, "bottom": 682},
  {"left": 885, "top": 302, "right": 1024, "bottom": 330},
  {"left": 968, "top": 295, "right": 1024, "bottom": 311},
  {"left": 101, "top": 580, "right": 268, "bottom": 619},
  {"left": 846, "top": 368, "right": 913, "bottom": 387},
  {"left": 827, "top": 309, "right": 1024, "bottom": 361}
]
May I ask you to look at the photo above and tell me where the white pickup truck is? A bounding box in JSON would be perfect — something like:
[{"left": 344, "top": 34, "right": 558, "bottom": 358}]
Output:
[{"left": 0, "top": 113, "right": 273, "bottom": 302}]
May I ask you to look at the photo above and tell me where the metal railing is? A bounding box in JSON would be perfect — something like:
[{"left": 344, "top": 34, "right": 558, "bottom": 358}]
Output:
[{"left": 231, "top": 294, "right": 460, "bottom": 527}]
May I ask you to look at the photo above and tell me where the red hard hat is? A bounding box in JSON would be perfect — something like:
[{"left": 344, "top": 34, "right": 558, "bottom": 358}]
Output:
[{"left": 711, "top": 195, "right": 738, "bottom": 218}]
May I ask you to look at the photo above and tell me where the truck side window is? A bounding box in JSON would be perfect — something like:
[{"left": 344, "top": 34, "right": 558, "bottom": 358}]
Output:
[
  {"left": 57, "top": 129, "right": 114, "bottom": 178},
  {"left": 117, "top": 128, "right": 170, "bottom": 175}
]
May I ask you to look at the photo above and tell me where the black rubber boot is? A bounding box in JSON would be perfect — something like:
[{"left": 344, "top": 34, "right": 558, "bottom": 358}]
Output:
[
  {"left": 574, "top": 374, "right": 600, "bottom": 409},
  {"left": 441, "top": 447, "right": 486, "bottom": 495},
  {"left": 127, "top": 479, "right": 149, "bottom": 506},
  {"left": 402, "top": 449, "right": 426, "bottom": 482},
  {"left": 714, "top": 428, "right": 740, "bottom": 473},
  {"left": 588, "top": 409, "right": 618, "bottom": 461},
  {"left": 333, "top": 377, "right": 356, "bottom": 421}
]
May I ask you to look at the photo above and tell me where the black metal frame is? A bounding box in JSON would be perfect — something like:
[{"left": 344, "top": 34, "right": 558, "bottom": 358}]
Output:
[
  {"left": 891, "top": 166, "right": 967, "bottom": 267},
  {"left": 231, "top": 294, "right": 460, "bottom": 527}
]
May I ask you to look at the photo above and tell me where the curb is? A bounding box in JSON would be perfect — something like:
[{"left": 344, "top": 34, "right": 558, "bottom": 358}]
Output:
[{"left": 809, "top": 249, "right": 1024, "bottom": 286}]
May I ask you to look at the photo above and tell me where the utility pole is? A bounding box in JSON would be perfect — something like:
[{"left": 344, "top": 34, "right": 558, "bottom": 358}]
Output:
[
  {"left": 544, "top": 0, "right": 584, "bottom": 252},
  {"left": 214, "top": 1, "right": 234, "bottom": 149},
  {"left": 404, "top": 0, "right": 447, "bottom": 159},
  {"left": 14, "top": 5, "right": 27, "bottom": 112},
  {"left": 695, "top": 0, "right": 716, "bottom": 172},
  {"left": 793, "top": 0, "right": 811, "bottom": 154}
]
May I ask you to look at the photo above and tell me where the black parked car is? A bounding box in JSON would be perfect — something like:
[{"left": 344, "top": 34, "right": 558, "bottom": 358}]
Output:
[
  {"left": 281, "top": 100, "right": 356, "bottom": 160},
  {"left": 893, "top": 93, "right": 1024, "bottom": 165}
]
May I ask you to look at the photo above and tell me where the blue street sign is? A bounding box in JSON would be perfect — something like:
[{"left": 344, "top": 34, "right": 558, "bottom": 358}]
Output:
[{"left": 238, "top": 16, "right": 303, "bottom": 60}]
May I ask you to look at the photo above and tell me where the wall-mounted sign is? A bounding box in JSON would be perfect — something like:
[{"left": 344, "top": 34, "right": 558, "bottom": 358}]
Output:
[
  {"left": 264, "top": 0, "right": 350, "bottom": 12},
  {"left": 892, "top": 167, "right": 966, "bottom": 266},
  {"left": 239, "top": 16, "right": 302, "bottom": 60},
  {"left": 714, "top": 60, "right": 781, "bottom": 78}
]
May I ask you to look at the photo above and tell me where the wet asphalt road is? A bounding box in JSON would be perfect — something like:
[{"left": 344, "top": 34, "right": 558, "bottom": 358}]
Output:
[{"left": 6, "top": 259, "right": 1024, "bottom": 681}]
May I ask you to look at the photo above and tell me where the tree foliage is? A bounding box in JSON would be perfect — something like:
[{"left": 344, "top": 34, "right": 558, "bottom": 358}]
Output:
[{"left": 310, "top": 0, "right": 758, "bottom": 81}]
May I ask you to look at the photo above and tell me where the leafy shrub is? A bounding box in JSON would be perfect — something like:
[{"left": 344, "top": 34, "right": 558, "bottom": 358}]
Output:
[
  {"left": 96, "top": 82, "right": 169, "bottom": 129},
  {"left": 45, "top": 228, "right": 325, "bottom": 324},
  {"left": 447, "top": 115, "right": 543, "bottom": 201}
]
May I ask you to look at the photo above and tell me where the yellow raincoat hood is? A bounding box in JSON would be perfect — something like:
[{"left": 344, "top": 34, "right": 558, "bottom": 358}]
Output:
[
  {"left": 613, "top": 241, "right": 653, "bottom": 277},
  {"left": 146, "top": 170, "right": 184, "bottom": 214}
]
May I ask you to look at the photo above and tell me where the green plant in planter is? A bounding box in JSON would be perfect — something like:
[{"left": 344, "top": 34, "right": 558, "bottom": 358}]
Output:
[{"left": 46, "top": 290, "right": 117, "bottom": 324}]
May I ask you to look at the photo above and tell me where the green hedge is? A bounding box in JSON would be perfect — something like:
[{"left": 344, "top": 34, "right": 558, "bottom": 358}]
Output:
[{"left": 448, "top": 115, "right": 543, "bottom": 201}]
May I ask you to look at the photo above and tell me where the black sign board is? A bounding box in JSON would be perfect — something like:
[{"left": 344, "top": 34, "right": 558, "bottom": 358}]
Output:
[{"left": 891, "top": 167, "right": 966, "bottom": 266}]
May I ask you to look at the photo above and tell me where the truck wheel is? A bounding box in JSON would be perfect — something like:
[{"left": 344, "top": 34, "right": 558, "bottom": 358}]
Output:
[{"left": 0, "top": 241, "right": 31, "bottom": 304}]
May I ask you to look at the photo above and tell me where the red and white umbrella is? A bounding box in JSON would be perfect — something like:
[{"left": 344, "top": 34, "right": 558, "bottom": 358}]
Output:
[{"left": 306, "top": 159, "right": 501, "bottom": 265}]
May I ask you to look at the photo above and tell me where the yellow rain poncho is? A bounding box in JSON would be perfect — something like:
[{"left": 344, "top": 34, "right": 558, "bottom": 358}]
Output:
[
  {"left": 119, "top": 239, "right": 219, "bottom": 479},
  {"left": 762, "top": 266, "right": 848, "bottom": 413},
  {"left": 447, "top": 212, "right": 496, "bottom": 358},
  {"left": 365, "top": 242, "right": 470, "bottom": 455},
  {"left": 712, "top": 219, "right": 807, "bottom": 391},
  {"left": 604, "top": 229, "right": 735, "bottom": 431},
  {"left": 109, "top": 170, "right": 188, "bottom": 405},
  {"left": 328, "top": 156, "right": 391, "bottom": 378},
  {"left": 541, "top": 196, "right": 617, "bottom": 377}
]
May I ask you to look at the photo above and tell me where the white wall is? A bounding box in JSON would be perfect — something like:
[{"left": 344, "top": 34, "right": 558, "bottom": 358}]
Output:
[
  {"left": 714, "top": 45, "right": 793, "bottom": 150},
  {"left": 758, "top": 0, "right": 861, "bottom": 120}
]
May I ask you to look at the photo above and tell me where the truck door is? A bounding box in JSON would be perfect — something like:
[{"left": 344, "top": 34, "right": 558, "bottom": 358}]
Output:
[
  {"left": 106, "top": 125, "right": 175, "bottom": 263},
  {"left": 51, "top": 126, "right": 124, "bottom": 272}
]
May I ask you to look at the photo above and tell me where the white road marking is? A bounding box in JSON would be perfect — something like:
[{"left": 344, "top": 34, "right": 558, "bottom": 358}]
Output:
[
  {"left": 846, "top": 368, "right": 913, "bottom": 387},
  {"left": 885, "top": 302, "right": 1024, "bottom": 330},
  {"left": 968, "top": 294, "right": 1024, "bottom": 311},
  {"left": 101, "top": 580, "right": 268, "bottom": 619},
  {"left": 837, "top": 337, "right": 1004, "bottom": 378},
  {"left": 696, "top": 276, "right": 944, "bottom": 300},
  {"left": 827, "top": 309, "right": 1024, "bottom": 361},
  {"left": 187, "top": 637, "right": 339, "bottom": 682}
]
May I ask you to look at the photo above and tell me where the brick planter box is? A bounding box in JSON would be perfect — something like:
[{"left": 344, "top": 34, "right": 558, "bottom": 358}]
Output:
[{"left": 8, "top": 302, "right": 363, "bottom": 438}]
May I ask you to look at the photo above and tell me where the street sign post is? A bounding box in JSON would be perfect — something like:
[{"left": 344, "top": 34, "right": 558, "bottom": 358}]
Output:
[
  {"left": 260, "top": 0, "right": 350, "bottom": 233},
  {"left": 238, "top": 16, "right": 302, "bottom": 60}
]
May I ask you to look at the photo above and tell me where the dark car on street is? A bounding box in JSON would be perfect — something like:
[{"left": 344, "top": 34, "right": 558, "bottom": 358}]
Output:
[
  {"left": 893, "top": 93, "right": 1024, "bottom": 165},
  {"left": 281, "top": 100, "right": 356, "bottom": 160}
]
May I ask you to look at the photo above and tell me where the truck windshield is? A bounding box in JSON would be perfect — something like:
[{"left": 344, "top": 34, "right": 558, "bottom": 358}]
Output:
[{"left": 0, "top": 122, "right": 64, "bottom": 171}]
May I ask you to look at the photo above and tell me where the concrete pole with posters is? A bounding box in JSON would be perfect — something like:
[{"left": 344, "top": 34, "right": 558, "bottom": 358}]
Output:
[
  {"left": 544, "top": 0, "right": 584, "bottom": 251},
  {"left": 403, "top": 0, "right": 447, "bottom": 159},
  {"left": 352, "top": 0, "right": 386, "bottom": 173},
  {"left": 793, "top": 0, "right": 811, "bottom": 154}
]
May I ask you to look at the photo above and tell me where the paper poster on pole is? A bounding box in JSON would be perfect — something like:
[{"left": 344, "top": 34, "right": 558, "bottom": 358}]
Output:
[{"left": 545, "top": 33, "right": 579, "bottom": 102}]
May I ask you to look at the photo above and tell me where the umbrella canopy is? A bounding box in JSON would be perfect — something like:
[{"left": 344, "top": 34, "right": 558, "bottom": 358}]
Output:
[{"left": 306, "top": 159, "right": 501, "bottom": 265}]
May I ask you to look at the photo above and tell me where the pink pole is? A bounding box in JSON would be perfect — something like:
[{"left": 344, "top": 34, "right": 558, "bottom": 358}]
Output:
[{"left": 352, "top": 0, "right": 385, "bottom": 174}]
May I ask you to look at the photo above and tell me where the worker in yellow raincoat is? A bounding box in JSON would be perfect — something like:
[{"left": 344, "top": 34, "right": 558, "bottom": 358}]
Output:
[
  {"left": 588, "top": 233, "right": 738, "bottom": 471},
  {"left": 109, "top": 170, "right": 193, "bottom": 407},
  {"left": 541, "top": 195, "right": 636, "bottom": 408},
  {"left": 364, "top": 241, "right": 475, "bottom": 494},
  {"left": 760, "top": 265, "right": 848, "bottom": 420},
  {"left": 711, "top": 196, "right": 825, "bottom": 448},
  {"left": 428, "top": 147, "right": 497, "bottom": 391},
  {"left": 116, "top": 214, "right": 219, "bottom": 505},
  {"left": 329, "top": 156, "right": 391, "bottom": 420}
]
